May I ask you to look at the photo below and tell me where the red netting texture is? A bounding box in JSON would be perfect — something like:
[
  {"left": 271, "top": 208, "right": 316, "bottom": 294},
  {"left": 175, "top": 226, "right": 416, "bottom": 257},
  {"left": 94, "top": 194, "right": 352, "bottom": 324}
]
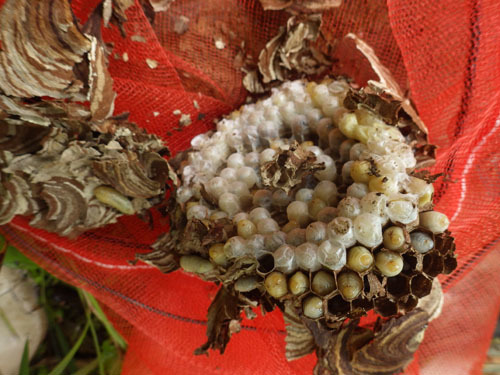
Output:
[{"left": 1, "top": 0, "right": 500, "bottom": 374}]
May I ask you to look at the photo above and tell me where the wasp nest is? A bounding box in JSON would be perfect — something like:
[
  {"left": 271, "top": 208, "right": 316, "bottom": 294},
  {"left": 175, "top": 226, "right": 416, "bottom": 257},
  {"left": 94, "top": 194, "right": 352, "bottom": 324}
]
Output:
[
  {"left": 0, "top": 0, "right": 169, "bottom": 237},
  {"left": 138, "top": 78, "right": 456, "bottom": 360}
]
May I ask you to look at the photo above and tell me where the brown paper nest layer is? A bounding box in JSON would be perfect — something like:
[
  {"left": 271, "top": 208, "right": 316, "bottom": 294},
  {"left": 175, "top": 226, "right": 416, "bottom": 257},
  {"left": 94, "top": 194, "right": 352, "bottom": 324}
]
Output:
[{"left": 0, "top": 0, "right": 172, "bottom": 237}]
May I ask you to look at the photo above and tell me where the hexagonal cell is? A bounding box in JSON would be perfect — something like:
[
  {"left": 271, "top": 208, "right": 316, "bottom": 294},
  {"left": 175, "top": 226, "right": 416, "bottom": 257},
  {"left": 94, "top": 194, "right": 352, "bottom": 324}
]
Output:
[
  {"left": 409, "top": 229, "right": 435, "bottom": 254},
  {"left": 327, "top": 295, "right": 351, "bottom": 318},
  {"left": 235, "top": 275, "right": 262, "bottom": 292},
  {"left": 272, "top": 211, "right": 289, "bottom": 226},
  {"left": 287, "top": 271, "right": 310, "bottom": 297},
  {"left": 257, "top": 253, "right": 275, "bottom": 274},
  {"left": 448, "top": 241, "right": 456, "bottom": 256},
  {"left": 302, "top": 294, "right": 325, "bottom": 320},
  {"left": 387, "top": 275, "right": 411, "bottom": 298},
  {"left": 443, "top": 255, "right": 458, "bottom": 274},
  {"left": 311, "top": 270, "right": 337, "bottom": 297},
  {"left": 363, "top": 275, "right": 371, "bottom": 294},
  {"left": 402, "top": 253, "right": 418, "bottom": 276},
  {"left": 381, "top": 223, "right": 411, "bottom": 253},
  {"left": 373, "top": 297, "right": 398, "bottom": 317},
  {"left": 240, "top": 289, "right": 263, "bottom": 304},
  {"left": 410, "top": 274, "right": 433, "bottom": 298},
  {"left": 422, "top": 252, "right": 444, "bottom": 277},
  {"left": 350, "top": 297, "right": 373, "bottom": 318},
  {"left": 337, "top": 271, "right": 363, "bottom": 301},
  {"left": 412, "top": 226, "right": 435, "bottom": 239},
  {"left": 398, "top": 294, "right": 418, "bottom": 312},
  {"left": 434, "top": 233, "right": 454, "bottom": 255}
]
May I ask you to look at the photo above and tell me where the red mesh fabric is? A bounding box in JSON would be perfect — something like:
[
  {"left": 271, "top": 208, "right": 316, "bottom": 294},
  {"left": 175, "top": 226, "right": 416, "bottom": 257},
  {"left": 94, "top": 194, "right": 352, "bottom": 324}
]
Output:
[{"left": 2, "top": 0, "right": 500, "bottom": 374}]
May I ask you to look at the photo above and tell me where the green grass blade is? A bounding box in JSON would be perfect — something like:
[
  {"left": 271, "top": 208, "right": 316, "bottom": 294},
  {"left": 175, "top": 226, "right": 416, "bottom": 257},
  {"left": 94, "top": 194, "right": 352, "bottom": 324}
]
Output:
[
  {"left": 39, "top": 270, "right": 76, "bottom": 373},
  {"left": 83, "top": 299, "right": 105, "bottom": 375},
  {"left": 0, "top": 234, "right": 7, "bottom": 269},
  {"left": 72, "top": 359, "right": 99, "bottom": 375},
  {"left": 80, "top": 290, "right": 127, "bottom": 350},
  {"left": 0, "top": 306, "right": 19, "bottom": 337},
  {"left": 89, "top": 319, "right": 105, "bottom": 375},
  {"left": 47, "top": 321, "right": 89, "bottom": 375},
  {"left": 19, "top": 340, "right": 30, "bottom": 375},
  {"left": 3, "top": 244, "right": 38, "bottom": 272}
]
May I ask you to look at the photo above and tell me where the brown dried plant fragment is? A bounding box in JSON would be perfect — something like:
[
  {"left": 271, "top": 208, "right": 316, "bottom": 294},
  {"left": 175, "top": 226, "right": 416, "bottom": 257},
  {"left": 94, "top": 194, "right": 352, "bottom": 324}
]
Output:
[
  {"left": 103, "top": 0, "right": 134, "bottom": 28},
  {"left": 259, "top": 0, "right": 293, "bottom": 10},
  {"left": 194, "top": 287, "right": 242, "bottom": 355},
  {"left": 147, "top": 0, "right": 176, "bottom": 12},
  {"left": 222, "top": 256, "right": 259, "bottom": 286},
  {"left": 259, "top": 15, "right": 327, "bottom": 82},
  {"left": 244, "top": 15, "right": 332, "bottom": 93},
  {"left": 261, "top": 142, "right": 323, "bottom": 193},
  {"left": 86, "top": 0, "right": 133, "bottom": 40},
  {"left": 259, "top": 0, "right": 342, "bottom": 14}
]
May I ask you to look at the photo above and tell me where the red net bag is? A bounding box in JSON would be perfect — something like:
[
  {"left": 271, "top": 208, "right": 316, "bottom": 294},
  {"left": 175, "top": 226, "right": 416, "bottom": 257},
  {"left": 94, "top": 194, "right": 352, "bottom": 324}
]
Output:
[{"left": 1, "top": 0, "right": 500, "bottom": 374}]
